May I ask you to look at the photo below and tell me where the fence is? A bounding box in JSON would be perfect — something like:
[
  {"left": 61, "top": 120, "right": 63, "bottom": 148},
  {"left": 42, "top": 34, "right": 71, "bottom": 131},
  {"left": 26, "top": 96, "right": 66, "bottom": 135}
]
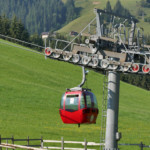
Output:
[
  {"left": 0, "top": 135, "right": 42, "bottom": 148},
  {"left": 119, "top": 143, "right": 150, "bottom": 150},
  {"left": 0, "top": 136, "right": 150, "bottom": 150},
  {"left": 42, "top": 137, "right": 100, "bottom": 150},
  {"left": 0, "top": 136, "right": 101, "bottom": 150}
]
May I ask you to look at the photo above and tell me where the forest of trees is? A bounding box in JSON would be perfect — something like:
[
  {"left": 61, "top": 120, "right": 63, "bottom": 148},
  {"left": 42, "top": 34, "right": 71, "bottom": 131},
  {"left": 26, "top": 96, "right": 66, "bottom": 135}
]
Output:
[
  {"left": 140, "top": 0, "right": 150, "bottom": 7},
  {"left": 105, "top": 0, "right": 131, "bottom": 17},
  {"left": 135, "top": 0, "right": 150, "bottom": 23},
  {"left": 0, "top": 15, "right": 29, "bottom": 41},
  {"left": 0, "top": 0, "right": 78, "bottom": 34},
  {"left": 0, "top": 15, "right": 44, "bottom": 49}
]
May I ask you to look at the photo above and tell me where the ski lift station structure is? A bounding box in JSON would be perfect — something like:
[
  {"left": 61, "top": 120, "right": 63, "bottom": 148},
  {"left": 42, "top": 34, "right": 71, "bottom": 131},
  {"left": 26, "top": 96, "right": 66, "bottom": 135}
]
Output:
[{"left": 44, "top": 8, "right": 150, "bottom": 150}]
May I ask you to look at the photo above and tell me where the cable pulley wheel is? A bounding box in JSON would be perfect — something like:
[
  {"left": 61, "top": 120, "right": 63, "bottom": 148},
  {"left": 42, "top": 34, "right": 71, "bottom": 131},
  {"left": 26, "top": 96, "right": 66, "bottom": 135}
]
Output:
[
  {"left": 101, "top": 59, "right": 109, "bottom": 68},
  {"left": 45, "top": 48, "right": 52, "bottom": 56},
  {"left": 131, "top": 63, "right": 140, "bottom": 73},
  {"left": 72, "top": 54, "right": 80, "bottom": 63},
  {"left": 53, "top": 53, "right": 61, "bottom": 58},
  {"left": 121, "top": 65, "right": 130, "bottom": 72},
  {"left": 81, "top": 56, "right": 90, "bottom": 65},
  {"left": 109, "top": 64, "right": 118, "bottom": 70},
  {"left": 142, "top": 64, "right": 150, "bottom": 73},
  {"left": 91, "top": 58, "right": 99, "bottom": 67},
  {"left": 63, "top": 54, "right": 72, "bottom": 61}
]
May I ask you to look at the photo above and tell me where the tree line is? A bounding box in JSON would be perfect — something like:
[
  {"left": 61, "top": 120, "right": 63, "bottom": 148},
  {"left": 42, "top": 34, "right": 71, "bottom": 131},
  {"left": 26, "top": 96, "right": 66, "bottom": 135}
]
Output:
[
  {"left": 0, "top": 15, "right": 29, "bottom": 41},
  {"left": 135, "top": 0, "right": 150, "bottom": 23},
  {"left": 0, "top": 15, "right": 43, "bottom": 50},
  {"left": 140, "top": 0, "right": 150, "bottom": 8},
  {"left": 0, "top": 0, "right": 78, "bottom": 34},
  {"left": 105, "top": 0, "right": 131, "bottom": 18}
]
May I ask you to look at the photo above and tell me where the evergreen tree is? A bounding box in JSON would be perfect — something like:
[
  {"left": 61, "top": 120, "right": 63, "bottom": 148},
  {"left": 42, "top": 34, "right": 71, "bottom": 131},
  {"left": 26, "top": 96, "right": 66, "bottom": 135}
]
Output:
[
  {"left": 105, "top": 1, "right": 112, "bottom": 22},
  {"left": 140, "top": 0, "right": 148, "bottom": 7},
  {"left": 113, "top": 0, "right": 122, "bottom": 14},
  {"left": 17, "top": 20, "right": 29, "bottom": 41},
  {"left": 10, "top": 16, "right": 18, "bottom": 38},
  {"left": 65, "top": 0, "right": 77, "bottom": 22},
  {"left": 30, "top": 33, "right": 43, "bottom": 49},
  {"left": 1, "top": 15, "right": 10, "bottom": 35},
  {"left": 106, "top": 0, "right": 112, "bottom": 12},
  {"left": 113, "top": 0, "right": 131, "bottom": 17}
]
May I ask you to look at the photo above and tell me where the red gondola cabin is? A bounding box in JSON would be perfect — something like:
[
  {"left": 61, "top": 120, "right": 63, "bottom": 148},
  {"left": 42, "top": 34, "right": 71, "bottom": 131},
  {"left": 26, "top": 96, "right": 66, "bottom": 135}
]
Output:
[{"left": 59, "top": 89, "right": 99, "bottom": 125}]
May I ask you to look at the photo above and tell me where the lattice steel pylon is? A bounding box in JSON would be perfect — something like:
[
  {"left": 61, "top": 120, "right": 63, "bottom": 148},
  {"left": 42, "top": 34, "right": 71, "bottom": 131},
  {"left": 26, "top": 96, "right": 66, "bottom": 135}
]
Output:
[{"left": 100, "top": 72, "right": 108, "bottom": 150}]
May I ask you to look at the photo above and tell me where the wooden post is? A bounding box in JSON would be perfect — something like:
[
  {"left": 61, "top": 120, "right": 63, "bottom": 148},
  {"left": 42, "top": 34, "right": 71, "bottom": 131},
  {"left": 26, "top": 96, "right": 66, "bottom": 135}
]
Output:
[
  {"left": 140, "top": 142, "right": 143, "bottom": 150},
  {"left": 12, "top": 136, "right": 14, "bottom": 145},
  {"left": 61, "top": 137, "right": 64, "bottom": 150},
  {"left": 84, "top": 139, "right": 87, "bottom": 150},
  {"left": 41, "top": 136, "right": 43, "bottom": 148},
  {"left": 12, "top": 136, "right": 14, "bottom": 150},
  {"left": 6, "top": 139, "right": 8, "bottom": 150},
  {"left": 27, "top": 136, "right": 29, "bottom": 146}
]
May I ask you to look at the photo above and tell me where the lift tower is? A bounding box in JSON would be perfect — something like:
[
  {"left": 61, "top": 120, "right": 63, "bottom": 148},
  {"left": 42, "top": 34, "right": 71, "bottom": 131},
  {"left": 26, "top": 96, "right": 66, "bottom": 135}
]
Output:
[
  {"left": 45, "top": 9, "right": 150, "bottom": 150},
  {"left": 105, "top": 71, "right": 120, "bottom": 149}
]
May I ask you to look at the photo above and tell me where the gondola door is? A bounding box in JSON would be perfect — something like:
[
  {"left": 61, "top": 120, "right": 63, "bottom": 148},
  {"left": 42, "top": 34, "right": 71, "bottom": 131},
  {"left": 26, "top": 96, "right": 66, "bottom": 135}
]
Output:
[
  {"left": 59, "top": 91, "right": 84, "bottom": 124},
  {"left": 82, "top": 91, "right": 99, "bottom": 124}
]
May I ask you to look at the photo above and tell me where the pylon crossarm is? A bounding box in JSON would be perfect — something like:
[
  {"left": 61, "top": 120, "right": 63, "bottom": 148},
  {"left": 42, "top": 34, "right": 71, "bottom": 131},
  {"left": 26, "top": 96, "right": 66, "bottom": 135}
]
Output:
[{"left": 45, "top": 9, "right": 150, "bottom": 75}]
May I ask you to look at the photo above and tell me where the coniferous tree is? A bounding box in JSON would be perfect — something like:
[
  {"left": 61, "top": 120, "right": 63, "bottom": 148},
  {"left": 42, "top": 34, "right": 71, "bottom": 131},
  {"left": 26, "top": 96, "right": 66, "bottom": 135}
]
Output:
[
  {"left": 10, "top": 16, "right": 18, "bottom": 38},
  {"left": 140, "top": 0, "right": 148, "bottom": 7},
  {"left": 17, "top": 20, "right": 29, "bottom": 41},
  {"left": 113, "top": 0, "right": 131, "bottom": 17},
  {"left": 65, "top": 0, "right": 77, "bottom": 22},
  {"left": 30, "top": 33, "right": 43, "bottom": 48},
  {"left": 106, "top": 0, "right": 112, "bottom": 12},
  {"left": 105, "top": 1, "right": 112, "bottom": 22},
  {"left": 113, "top": 0, "right": 122, "bottom": 14},
  {"left": 1, "top": 15, "right": 10, "bottom": 35}
]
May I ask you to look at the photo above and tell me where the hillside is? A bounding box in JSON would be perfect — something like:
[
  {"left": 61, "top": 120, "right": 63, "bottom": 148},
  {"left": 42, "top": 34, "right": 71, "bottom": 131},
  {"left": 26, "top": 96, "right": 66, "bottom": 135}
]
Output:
[
  {"left": 0, "top": 0, "right": 77, "bottom": 34},
  {"left": 58, "top": 0, "right": 150, "bottom": 35},
  {"left": 0, "top": 0, "right": 149, "bottom": 36},
  {"left": 0, "top": 39, "right": 150, "bottom": 149}
]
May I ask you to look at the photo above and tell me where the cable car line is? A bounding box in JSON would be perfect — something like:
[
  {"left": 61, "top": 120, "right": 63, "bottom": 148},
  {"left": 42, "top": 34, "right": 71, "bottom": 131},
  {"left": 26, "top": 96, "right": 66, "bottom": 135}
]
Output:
[
  {"left": 0, "top": 40, "right": 45, "bottom": 56},
  {"left": 0, "top": 34, "right": 44, "bottom": 49}
]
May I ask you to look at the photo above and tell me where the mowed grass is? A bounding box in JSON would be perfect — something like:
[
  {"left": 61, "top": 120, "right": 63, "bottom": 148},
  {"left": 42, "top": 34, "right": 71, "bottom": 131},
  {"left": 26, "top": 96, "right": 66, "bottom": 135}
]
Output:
[
  {"left": 59, "top": 0, "right": 150, "bottom": 35},
  {"left": 0, "top": 39, "right": 150, "bottom": 149}
]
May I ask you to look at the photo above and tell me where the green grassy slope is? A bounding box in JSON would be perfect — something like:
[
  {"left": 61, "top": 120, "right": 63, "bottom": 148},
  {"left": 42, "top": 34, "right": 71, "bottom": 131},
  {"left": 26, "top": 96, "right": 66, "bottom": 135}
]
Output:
[
  {"left": 0, "top": 39, "right": 150, "bottom": 149},
  {"left": 59, "top": 0, "right": 150, "bottom": 34}
]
